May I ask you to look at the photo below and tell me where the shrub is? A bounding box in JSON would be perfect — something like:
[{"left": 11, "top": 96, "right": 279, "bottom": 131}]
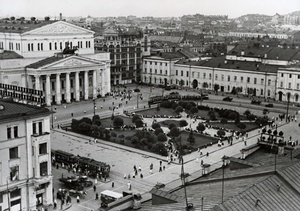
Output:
[
  {"left": 154, "top": 128, "right": 164, "bottom": 136},
  {"left": 113, "top": 116, "right": 124, "bottom": 128},
  {"left": 220, "top": 118, "right": 228, "bottom": 124},
  {"left": 111, "top": 132, "right": 117, "bottom": 137},
  {"left": 196, "top": 123, "right": 206, "bottom": 132},
  {"left": 179, "top": 120, "right": 188, "bottom": 128},
  {"left": 135, "top": 119, "right": 144, "bottom": 128},
  {"left": 168, "top": 123, "right": 176, "bottom": 130},
  {"left": 157, "top": 133, "right": 167, "bottom": 142},
  {"left": 120, "top": 140, "right": 125, "bottom": 144},
  {"left": 175, "top": 106, "right": 184, "bottom": 114},
  {"left": 131, "top": 136, "right": 139, "bottom": 145},
  {"left": 152, "top": 142, "right": 168, "bottom": 156},
  {"left": 152, "top": 123, "right": 161, "bottom": 129}
]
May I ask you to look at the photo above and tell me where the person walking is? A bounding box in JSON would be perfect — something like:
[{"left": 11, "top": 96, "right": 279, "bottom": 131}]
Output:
[
  {"left": 159, "top": 166, "right": 162, "bottom": 172},
  {"left": 93, "top": 185, "right": 96, "bottom": 192},
  {"left": 77, "top": 195, "right": 80, "bottom": 203},
  {"left": 128, "top": 182, "right": 131, "bottom": 190}
]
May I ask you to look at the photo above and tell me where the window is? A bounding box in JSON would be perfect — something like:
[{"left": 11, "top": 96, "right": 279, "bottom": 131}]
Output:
[
  {"left": 7, "top": 127, "right": 11, "bottom": 139},
  {"left": 268, "top": 90, "right": 271, "bottom": 96},
  {"left": 165, "top": 63, "right": 167, "bottom": 67},
  {"left": 176, "top": 70, "right": 178, "bottom": 76},
  {"left": 268, "top": 79, "right": 271, "bottom": 86},
  {"left": 160, "top": 62, "right": 162, "bottom": 66},
  {"left": 40, "top": 162, "right": 48, "bottom": 176},
  {"left": 234, "top": 76, "right": 237, "bottom": 82},
  {"left": 155, "top": 62, "right": 157, "bottom": 65},
  {"left": 38, "top": 122, "right": 43, "bottom": 134},
  {"left": 260, "top": 89, "right": 263, "bottom": 95},
  {"left": 298, "top": 75, "right": 300, "bottom": 79},
  {"left": 204, "top": 73, "right": 206, "bottom": 79},
  {"left": 254, "top": 78, "right": 257, "bottom": 84},
  {"left": 288, "top": 82, "right": 291, "bottom": 89},
  {"left": 155, "top": 69, "right": 157, "bottom": 74},
  {"left": 289, "top": 74, "right": 292, "bottom": 78},
  {"left": 39, "top": 143, "right": 47, "bottom": 154},
  {"left": 160, "top": 70, "right": 162, "bottom": 74},
  {"left": 150, "top": 62, "right": 152, "bottom": 65},
  {"left": 165, "top": 70, "right": 167, "bottom": 75},
  {"left": 280, "top": 82, "right": 283, "bottom": 88},
  {"left": 221, "top": 75, "right": 224, "bottom": 81},
  {"left": 9, "top": 147, "right": 18, "bottom": 159},
  {"left": 297, "top": 83, "right": 299, "bottom": 90},
  {"left": 28, "top": 43, "right": 30, "bottom": 51},
  {"left": 14, "top": 126, "right": 18, "bottom": 138},
  {"left": 41, "top": 43, "right": 43, "bottom": 51},
  {"left": 31, "top": 43, "right": 34, "bottom": 51},
  {"left": 0, "top": 192, "right": 3, "bottom": 203},
  {"left": 227, "top": 75, "right": 230, "bottom": 82},
  {"left": 10, "top": 166, "right": 19, "bottom": 181},
  {"left": 144, "top": 68, "right": 147, "bottom": 73},
  {"left": 186, "top": 71, "right": 189, "bottom": 77},
  {"left": 181, "top": 71, "right": 183, "bottom": 76},
  {"left": 215, "top": 74, "right": 218, "bottom": 80},
  {"left": 261, "top": 79, "right": 264, "bottom": 84},
  {"left": 49, "top": 43, "right": 52, "bottom": 50},
  {"left": 247, "top": 77, "right": 250, "bottom": 83},
  {"left": 144, "top": 61, "right": 147, "bottom": 64},
  {"left": 281, "top": 73, "right": 284, "bottom": 77},
  {"left": 10, "top": 189, "right": 20, "bottom": 198},
  {"left": 54, "top": 42, "right": 57, "bottom": 50},
  {"left": 70, "top": 79, "right": 74, "bottom": 88},
  {"left": 209, "top": 74, "right": 212, "bottom": 80}
]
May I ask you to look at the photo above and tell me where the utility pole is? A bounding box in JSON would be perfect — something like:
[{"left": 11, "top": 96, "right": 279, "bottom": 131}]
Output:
[
  {"left": 93, "top": 99, "right": 96, "bottom": 139},
  {"left": 286, "top": 93, "right": 290, "bottom": 122}
]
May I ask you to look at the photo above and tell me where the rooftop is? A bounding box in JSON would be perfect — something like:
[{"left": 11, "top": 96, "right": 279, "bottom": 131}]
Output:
[
  {"left": 0, "top": 50, "right": 23, "bottom": 60},
  {"left": 0, "top": 99, "right": 51, "bottom": 122},
  {"left": 26, "top": 55, "right": 65, "bottom": 69},
  {"left": 0, "top": 19, "right": 57, "bottom": 33},
  {"left": 176, "top": 56, "right": 281, "bottom": 73}
]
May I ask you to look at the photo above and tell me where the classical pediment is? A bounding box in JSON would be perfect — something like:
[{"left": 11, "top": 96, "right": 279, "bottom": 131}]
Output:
[
  {"left": 45, "top": 56, "right": 103, "bottom": 69},
  {"left": 23, "top": 21, "right": 94, "bottom": 35}
]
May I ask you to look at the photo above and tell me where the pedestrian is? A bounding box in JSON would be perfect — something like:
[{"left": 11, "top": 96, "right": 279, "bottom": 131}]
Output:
[
  {"left": 128, "top": 182, "right": 131, "bottom": 190},
  {"left": 112, "top": 182, "right": 114, "bottom": 188},
  {"left": 138, "top": 165, "right": 141, "bottom": 171},
  {"left": 206, "top": 152, "right": 209, "bottom": 156},
  {"left": 71, "top": 113, "right": 73, "bottom": 117},
  {"left": 93, "top": 185, "right": 96, "bottom": 192},
  {"left": 150, "top": 169, "right": 153, "bottom": 174},
  {"left": 95, "top": 193, "right": 99, "bottom": 200},
  {"left": 77, "top": 195, "right": 80, "bottom": 203},
  {"left": 61, "top": 199, "right": 64, "bottom": 209},
  {"left": 200, "top": 149, "right": 203, "bottom": 156},
  {"left": 124, "top": 173, "right": 127, "bottom": 179},
  {"left": 54, "top": 199, "right": 57, "bottom": 209},
  {"left": 160, "top": 160, "right": 162, "bottom": 166},
  {"left": 159, "top": 166, "right": 162, "bottom": 172},
  {"left": 163, "top": 165, "right": 165, "bottom": 171}
]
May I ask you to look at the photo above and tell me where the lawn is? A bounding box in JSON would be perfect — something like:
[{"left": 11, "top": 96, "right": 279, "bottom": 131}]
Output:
[
  {"left": 136, "top": 107, "right": 178, "bottom": 116},
  {"left": 100, "top": 115, "right": 133, "bottom": 128}
]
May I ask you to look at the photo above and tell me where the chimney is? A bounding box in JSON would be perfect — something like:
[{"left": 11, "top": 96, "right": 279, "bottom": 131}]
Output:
[{"left": 59, "top": 13, "right": 62, "bottom": 21}]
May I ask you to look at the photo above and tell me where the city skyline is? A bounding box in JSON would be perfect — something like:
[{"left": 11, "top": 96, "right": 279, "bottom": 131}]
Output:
[{"left": 0, "top": 0, "right": 299, "bottom": 19}]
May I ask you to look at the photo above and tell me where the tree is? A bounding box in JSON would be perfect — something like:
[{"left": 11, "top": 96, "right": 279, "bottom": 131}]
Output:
[
  {"left": 168, "top": 123, "right": 176, "bottom": 130},
  {"left": 169, "top": 127, "right": 180, "bottom": 138},
  {"left": 237, "top": 122, "right": 246, "bottom": 132},
  {"left": 154, "top": 128, "right": 164, "bottom": 136},
  {"left": 228, "top": 112, "right": 238, "bottom": 120},
  {"left": 217, "top": 129, "right": 226, "bottom": 138},
  {"left": 113, "top": 116, "right": 124, "bottom": 128},
  {"left": 244, "top": 110, "right": 251, "bottom": 117},
  {"left": 10, "top": 16, "right": 15, "bottom": 21},
  {"left": 30, "top": 17, "right": 36, "bottom": 21},
  {"left": 132, "top": 114, "right": 141, "bottom": 123},
  {"left": 152, "top": 142, "right": 168, "bottom": 156},
  {"left": 135, "top": 119, "right": 144, "bottom": 128},
  {"left": 202, "top": 82, "right": 208, "bottom": 89},
  {"left": 190, "top": 106, "right": 198, "bottom": 115},
  {"left": 157, "top": 133, "right": 167, "bottom": 142},
  {"left": 196, "top": 123, "right": 206, "bottom": 133},
  {"left": 214, "top": 84, "right": 220, "bottom": 94},
  {"left": 175, "top": 106, "right": 183, "bottom": 114},
  {"left": 20, "top": 17, "right": 25, "bottom": 21},
  {"left": 152, "top": 123, "right": 161, "bottom": 130},
  {"left": 44, "top": 16, "right": 50, "bottom": 21},
  {"left": 179, "top": 120, "right": 188, "bottom": 128}
]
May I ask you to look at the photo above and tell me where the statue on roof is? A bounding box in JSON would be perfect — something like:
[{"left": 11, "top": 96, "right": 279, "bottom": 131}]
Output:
[{"left": 63, "top": 42, "right": 78, "bottom": 55}]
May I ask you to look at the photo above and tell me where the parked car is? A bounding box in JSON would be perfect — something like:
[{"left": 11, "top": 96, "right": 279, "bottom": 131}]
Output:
[
  {"left": 223, "top": 96, "right": 233, "bottom": 102},
  {"left": 265, "top": 103, "right": 274, "bottom": 108},
  {"left": 251, "top": 99, "right": 262, "bottom": 105}
]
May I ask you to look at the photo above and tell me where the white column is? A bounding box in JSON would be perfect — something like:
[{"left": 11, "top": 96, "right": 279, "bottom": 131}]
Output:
[
  {"left": 35, "top": 75, "right": 40, "bottom": 90},
  {"left": 65, "top": 72, "right": 71, "bottom": 103},
  {"left": 84, "top": 70, "right": 89, "bottom": 100},
  {"left": 75, "top": 71, "right": 80, "bottom": 102},
  {"left": 21, "top": 74, "right": 26, "bottom": 87},
  {"left": 93, "top": 70, "right": 97, "bottom": 99},
  {"left": 55, "top": 73, "right": 61, "bottom": 105},
  {"left": 46, "top": 74, "right": 51, "bottom": 106}
]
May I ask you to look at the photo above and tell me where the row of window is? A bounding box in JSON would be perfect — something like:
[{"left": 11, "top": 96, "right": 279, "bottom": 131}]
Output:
[
  {"left": 174, "top": 70, "right": 273, "bottom": 85},
  {"left": 144, "top": 68, "right": 168, "bottom": 75},
  {"left": 27, "top": 40, "right": 91, "bottom": 52},
  {"left": 145, "top": 61, "right": 168, "bottom": 67},
  {"left": 281, "top": 73, "right": 300, "bottom": 79},
  {"left": 9, "top": 42, "right": 21, "bottom": 51},
  {"left": 7, "top": 121, "right": 43, "bottom": 140},
  {"left": 280, "top": 81, "right": 300, "bottom": 89}
]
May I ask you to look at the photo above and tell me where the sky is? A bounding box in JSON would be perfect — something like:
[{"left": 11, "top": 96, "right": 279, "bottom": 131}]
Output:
[{"left": 0, "top": 0, "right": 299, "bottom": 19}]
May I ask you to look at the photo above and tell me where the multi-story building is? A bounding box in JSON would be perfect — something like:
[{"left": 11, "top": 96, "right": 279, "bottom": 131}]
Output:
[
  {"left": 0, "top": 99, "right": 53, "bottom": 211},
  {"left": 0, "top": 16, "right": 111, "bottom": 106},
  {"left": 94, "top": 26, "right": 150, "bottom": 85},
  {"left": 142, "top": 44, "right": 300, "bottom": 103}
]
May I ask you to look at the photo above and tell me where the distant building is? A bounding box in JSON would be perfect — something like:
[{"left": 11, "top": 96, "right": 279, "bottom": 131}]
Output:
[
  {"left": 0, "top": 99, "right": 53, "bottom": 210},
  {"left": 94, "top": 26, "right": 150, "bottom": 85}
]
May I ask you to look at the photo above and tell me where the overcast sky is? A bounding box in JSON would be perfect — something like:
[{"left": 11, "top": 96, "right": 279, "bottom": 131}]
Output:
[{"left": 1, "top": 0, "right": 299, "bottom": 19}]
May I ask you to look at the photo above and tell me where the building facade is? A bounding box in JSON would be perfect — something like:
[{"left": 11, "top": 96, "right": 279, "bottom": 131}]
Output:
[
  {"left": 0, "top": 18, "right": 111, "bottom": 106},
  {"left": 94, "top": 27, "right": 150, "bottom": 85},
  {"left": 0, "top": 100, "right": 53, "bottom": 211}
]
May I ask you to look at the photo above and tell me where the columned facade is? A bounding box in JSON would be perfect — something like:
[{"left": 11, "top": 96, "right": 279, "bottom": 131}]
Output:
[{"left": 26, "top": 54, "right": 110, "bottom": 106}]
